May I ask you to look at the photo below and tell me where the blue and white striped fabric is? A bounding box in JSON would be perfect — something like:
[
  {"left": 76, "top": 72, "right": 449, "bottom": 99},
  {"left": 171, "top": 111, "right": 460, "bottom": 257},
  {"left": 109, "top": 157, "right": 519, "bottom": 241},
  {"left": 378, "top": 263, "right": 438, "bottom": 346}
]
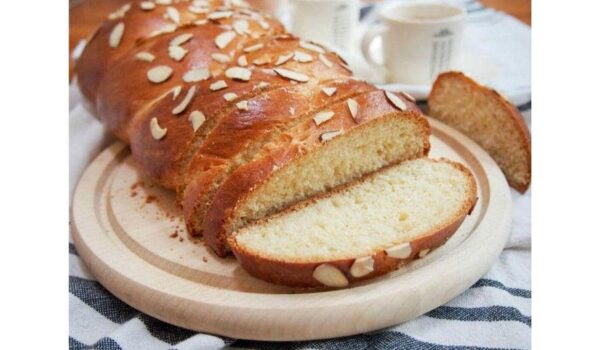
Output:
[{"left": 69, "top": 1, "right": 531, "bottom": 348}]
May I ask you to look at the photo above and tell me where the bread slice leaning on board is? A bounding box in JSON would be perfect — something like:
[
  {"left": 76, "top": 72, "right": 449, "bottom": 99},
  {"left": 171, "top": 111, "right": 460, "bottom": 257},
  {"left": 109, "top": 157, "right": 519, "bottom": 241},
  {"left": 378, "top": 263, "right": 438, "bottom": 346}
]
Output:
[
  {"left": 229, "top": 158, "right": 477, "bottom": 288},
  {"left": 75, "top": 0, "right": 476, "bottom": 286},
  {"left": 428, "top": 72, "right": 531, "bottom": 193}
]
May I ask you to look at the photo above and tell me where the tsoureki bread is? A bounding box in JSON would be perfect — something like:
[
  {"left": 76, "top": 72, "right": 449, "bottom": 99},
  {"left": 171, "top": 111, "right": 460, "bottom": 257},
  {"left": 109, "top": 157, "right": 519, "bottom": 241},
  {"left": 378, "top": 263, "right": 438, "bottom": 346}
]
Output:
[
  {"left": 428, "top": 72, "right": 531, "bottom": 193},
  {"left": 76, "top": 0, "right": 475, "bottom": 287}
]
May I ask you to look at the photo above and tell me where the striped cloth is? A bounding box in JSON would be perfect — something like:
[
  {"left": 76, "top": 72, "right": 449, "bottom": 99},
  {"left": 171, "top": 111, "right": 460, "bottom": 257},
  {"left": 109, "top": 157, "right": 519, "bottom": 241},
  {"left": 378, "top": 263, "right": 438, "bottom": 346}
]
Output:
[{"left": 69, "top": 1, "right": 531, "bottom": 348}]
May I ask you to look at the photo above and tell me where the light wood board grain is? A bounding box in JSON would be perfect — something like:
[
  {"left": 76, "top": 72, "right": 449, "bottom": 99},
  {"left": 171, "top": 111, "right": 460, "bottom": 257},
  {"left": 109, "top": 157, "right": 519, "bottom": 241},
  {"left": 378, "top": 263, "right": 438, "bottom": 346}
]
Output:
[{"left": 71, "top": 117, "right": 512, "bottom": 341}]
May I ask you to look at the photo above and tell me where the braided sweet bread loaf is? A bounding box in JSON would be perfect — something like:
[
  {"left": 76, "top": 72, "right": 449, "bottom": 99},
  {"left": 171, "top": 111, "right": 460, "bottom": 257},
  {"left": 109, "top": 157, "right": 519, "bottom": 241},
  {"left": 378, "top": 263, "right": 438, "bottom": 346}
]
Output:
[{"left": 76, "top": 0, "right": 477, "bottom": 287}]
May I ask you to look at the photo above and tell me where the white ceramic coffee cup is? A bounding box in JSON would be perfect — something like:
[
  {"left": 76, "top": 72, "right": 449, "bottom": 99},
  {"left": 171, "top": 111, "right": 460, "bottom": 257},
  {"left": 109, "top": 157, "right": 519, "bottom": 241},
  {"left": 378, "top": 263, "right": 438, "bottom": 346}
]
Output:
[
  {"left": 289, "top": 0, "right": 360, "bottom": 49},
  {"left": 361, "top": 2, "right": 465, "bottom": 84}
]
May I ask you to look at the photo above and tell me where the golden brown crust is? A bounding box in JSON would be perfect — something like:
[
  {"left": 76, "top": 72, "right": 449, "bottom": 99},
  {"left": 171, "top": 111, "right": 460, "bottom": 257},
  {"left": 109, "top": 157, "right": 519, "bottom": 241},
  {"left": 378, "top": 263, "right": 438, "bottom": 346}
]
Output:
[
  {"left": 227, "top": 159, "right": 477, "bottom": 288},
  {"left": 428, "top": 71, "right": 531, "bottom": 193},
  {"left": 203, "top": 91, "right": 430, "bottom": 256},
  {"left": 76, "top": 1, "right": 284, "bottom": 113}
]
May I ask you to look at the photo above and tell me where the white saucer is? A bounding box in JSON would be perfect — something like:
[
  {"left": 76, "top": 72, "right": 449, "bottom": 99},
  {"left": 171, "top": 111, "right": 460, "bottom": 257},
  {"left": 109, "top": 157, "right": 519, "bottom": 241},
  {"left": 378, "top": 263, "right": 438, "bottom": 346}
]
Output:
[{"left": 374, "top": 52, "right": 499, "bottom": 100}]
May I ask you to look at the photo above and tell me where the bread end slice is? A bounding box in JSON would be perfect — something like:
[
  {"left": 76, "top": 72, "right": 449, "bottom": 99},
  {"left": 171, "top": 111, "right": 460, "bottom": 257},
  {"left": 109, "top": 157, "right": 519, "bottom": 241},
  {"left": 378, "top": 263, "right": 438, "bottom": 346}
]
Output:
[
  {"left": 228, "top": 158, "right": 477, "bottom": 288},
  {"left": 428, "top": 71, "right": 531, "bottom": 193}
]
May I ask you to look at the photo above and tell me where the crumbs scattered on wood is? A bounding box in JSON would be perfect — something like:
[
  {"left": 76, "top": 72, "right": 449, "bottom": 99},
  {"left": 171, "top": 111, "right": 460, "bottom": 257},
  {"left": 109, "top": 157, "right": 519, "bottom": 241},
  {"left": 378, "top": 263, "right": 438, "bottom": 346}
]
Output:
[
  {"left": 169, "top": 231, "right": 178, "bottom": 238},
  {"left": 202, "top": 256, "right": 208, "bottom": 263}
]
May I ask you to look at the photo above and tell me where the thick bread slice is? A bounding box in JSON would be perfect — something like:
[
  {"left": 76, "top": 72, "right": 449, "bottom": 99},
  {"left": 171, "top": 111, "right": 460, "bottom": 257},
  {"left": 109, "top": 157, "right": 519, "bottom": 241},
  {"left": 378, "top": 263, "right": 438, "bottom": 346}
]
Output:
[
  {"left": 228, "top": 158, "right": 477, "bottom": 288},
  {"left": 204, "top": 90, "right": 430, "bottom": 256},
  {"left": 76, "top": 1, "right": 284, "bottom": 112},
  {"left": 181, "top": 79, "right": 376, "bottom": 236},
  {"left": 428, "top": 72, "right": 531, "bottom": 192}
]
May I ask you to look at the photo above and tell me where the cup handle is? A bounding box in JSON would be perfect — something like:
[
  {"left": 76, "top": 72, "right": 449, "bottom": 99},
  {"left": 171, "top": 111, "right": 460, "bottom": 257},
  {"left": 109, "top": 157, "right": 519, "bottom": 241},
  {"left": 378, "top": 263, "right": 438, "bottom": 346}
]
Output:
[{"left": 360, "top": 23, "right": 388, "bottom": 75}]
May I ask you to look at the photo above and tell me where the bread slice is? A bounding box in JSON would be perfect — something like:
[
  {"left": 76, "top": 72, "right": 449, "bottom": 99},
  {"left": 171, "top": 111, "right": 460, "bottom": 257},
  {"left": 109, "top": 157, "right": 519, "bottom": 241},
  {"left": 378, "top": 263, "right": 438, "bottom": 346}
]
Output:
[
  {"left": 202, "top": 90, "right": 431, "bottom": 256},
  {"left": 428, "top": 72, "right": 531, "bottom": 192},
  {"left": 228, "top": 158, "right": 477, "bottom": 288}
]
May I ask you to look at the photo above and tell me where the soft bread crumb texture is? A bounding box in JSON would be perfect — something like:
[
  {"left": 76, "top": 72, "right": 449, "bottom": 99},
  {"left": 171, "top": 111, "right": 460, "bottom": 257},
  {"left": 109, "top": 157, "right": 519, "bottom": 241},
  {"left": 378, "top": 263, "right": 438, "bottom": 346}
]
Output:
[
  {"left": 234, "top": 158, "right": 473, "bottom": 262},
  {"left": 234, "top": 115, "right": 429, "bottom": 231},
  {"left": 429, "top": 73, "right": 530, "bottom": 191}
]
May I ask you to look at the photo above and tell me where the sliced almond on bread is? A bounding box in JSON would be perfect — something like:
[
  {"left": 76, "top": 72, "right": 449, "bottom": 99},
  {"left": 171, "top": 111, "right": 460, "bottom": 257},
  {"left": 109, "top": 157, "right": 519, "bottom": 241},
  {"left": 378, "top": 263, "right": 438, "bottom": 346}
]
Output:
[
  {"left": 428, "top": 71, "right": 531, "bottom": 192},
  {"left": 229, "top": 158, "right": 477, "bottom": 287}
]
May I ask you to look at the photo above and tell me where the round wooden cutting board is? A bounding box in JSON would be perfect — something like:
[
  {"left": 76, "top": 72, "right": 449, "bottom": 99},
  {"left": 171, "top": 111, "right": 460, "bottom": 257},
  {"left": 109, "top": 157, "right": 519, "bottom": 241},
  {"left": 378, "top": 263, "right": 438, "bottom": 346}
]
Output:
[{"left": 71, "top": 117, "right": 512, "bottom": 341}]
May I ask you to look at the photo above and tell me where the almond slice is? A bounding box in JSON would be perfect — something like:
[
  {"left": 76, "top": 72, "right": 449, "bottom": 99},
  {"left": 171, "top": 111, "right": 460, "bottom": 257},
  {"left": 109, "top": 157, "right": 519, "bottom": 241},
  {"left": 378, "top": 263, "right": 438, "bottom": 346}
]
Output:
[
  {"left": 171, "top": 85, "right": 182, "bottom": 99},
  {"left": 148, "top": 23, "right": 177, "bottom": 38},
  {"left": 293, "top": 50, "right": 313, "bottom": 63},
  {"left": 233, "top": 20, "right": 249, "bottom": 35},
  {"left": 400, "top": 91, "right": 416, "bottom": 103},
  {"left": 210, "top": 80, "right": 228, "bottom": 91},
  {"left": 215, "top": 31, "right": 236, "bottom": 49},
  {"left": 347, "top": 98, "right": 358, "bottom": 121},
  {"left": 275, "top": 52, "right": 293, "bottom": 65},
  {"left": 225, "top": 67, "right": 252, "bottom": 81},
  {"left": 211, "top": 53, "right": 232, "bottom": 64},
  {"left": 313, "top": 111, "right": 334, "bottom": 126},
  {"left": 254, "top": 81, "right": 269, "bottom": 90},
  {"left": 321, "top": 87, "right": 336, "bottom": 96},
  {"left": 183, "top": 68, "right": 210, "bottom": 82},
  {"left": 150, "top": 117, "right": 167, "bottom": 140},
  {"left": 170, "top": 33, "right": 193, "bottom": 46},
  {"left": 236, "top": 100, "right": 249, "bottom": 111},
  {"left": 319, "top": 53, "right": 333, "bottom": 68},
  {"left": 109, "top": 22, "right": 125, "bottom": 48},
  {"left": 208, "top": 10, "right": 233, "bottom": 20},
  {"left": 350, "top": 256, "right": 374, "bottom": 278},
  {"left": 172, "top": 85, "right": 196, "bottom": 115},
  {"left": 155, "top": 0, "right": 172, "bottom": 5},
  {"left": 223, "top": 92, "right": 238, "bottom": 101},
  {"left": 299, "top": 41, "right": 325, "bottom": 54},
  {"left": 140, "top": 1, "right": 155, "bottom": 11},
  {"left": 320, "top": 130, "right": 342, "bottom": 142},
  {"left": 289, "top": 107, "right": 295, "bottom": 115},
  {"left": 385, "top": 242, "right": 412, "bottom": 259},
  {"left": 419, "top": 249, "right": 431, "bottom": 258},
  {"left": 252, "top": 54, "right": 271, "bottom": 65},
  {"left": 243, "top": 43, "right": 264, "bottom": 53},
  {"left": 147, "top": 65, "right": 173, "bottom": 83},
  {"left": 231, "top": 0, "right": 250, "bottom": 8},
  {"left": 273, "top": 68, "right": 309, "bottom": 82},
  {"left": 194, "top": 19, "right": 208, "bottom": 25},
  {"left": 168, "top": 45, "right": 188, "bottom": 61},
  {"left": 166, "top": 6, "right": 180, "bottom": 24},
  {"left": 237, "top": 55, "right": 248, "bottom": 67},
  {"left": 135, "top": 51, "right": 155, "bottom": 62},
  {"left": 384, "top": 90, "right": 407, "bottom": 111},
  {"left": 258, "top": 20, "right": 270, "bottom": 30},
  {"left": 108, "top": 3, "right": 131, "bottom": 19},
  {"left": 189, "top": 110, "right": 206, "bottom": 132},
  {"left": 313, "top": 264, "right": 348, "bottom": 287},
  {"left": 188, "top": 5, "right": 209, "bottom": 14}
]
